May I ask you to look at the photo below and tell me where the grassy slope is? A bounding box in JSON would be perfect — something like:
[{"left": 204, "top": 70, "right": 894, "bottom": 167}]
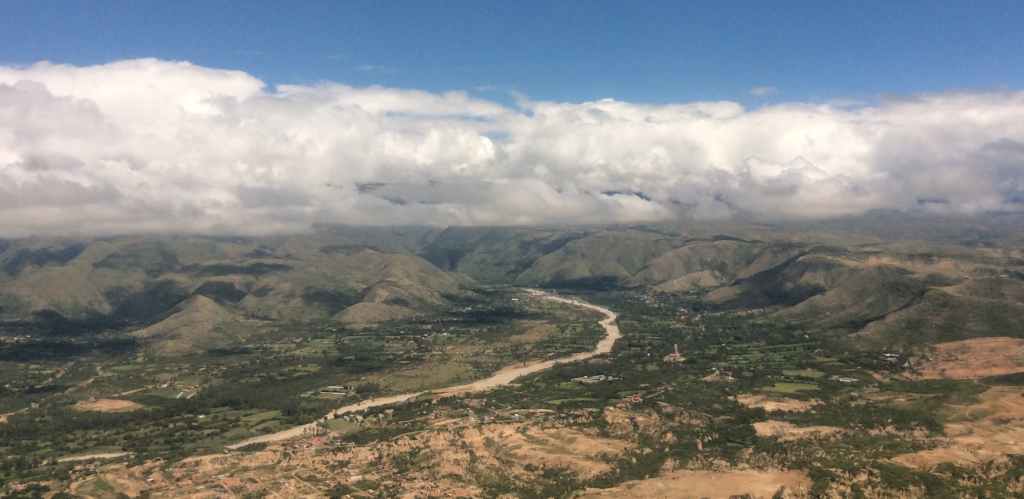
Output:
[
  {"left": 515, "top": 230, "right": 680, "bottom": 285},
  {"left": 131, "top": 295, "right": 249, "bottom": 356},
  {"left": 390, "top": 223, "right": 1024, "bottom": 352},
  {"left": 4, "top": 215, "right": 1024, "bottom": 353},
  {"left": 0, "top": 234, "right": 479, "bottom": 354},
  {"left": 856, "top": 285, "right": 1024, "bottom": 349}
]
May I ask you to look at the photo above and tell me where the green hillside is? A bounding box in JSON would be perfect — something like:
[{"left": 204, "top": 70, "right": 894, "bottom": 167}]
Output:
[
  {"left": 3, "top": 215, "right": 1024, "bottom": 355},
  {"left": 409, "top": 219, "right": 1024, "bottom": 350},
  {"left": 515, "top": 230, "right": 680, "bottom": 285},
  {"left": 0, "top": 233, "right": 479, "bottom": 354},
  {"left": 131, "top": 295, "right": 253, "bottom": 356},
  {"left": 418, "top": 226, "right": 593, "bottom": 282},
  {"left": 773, "top": 265, "right": 926, "bottom": 328},
  {"left": 856, "top": 286, "right": 1024, "bottom": 349}
]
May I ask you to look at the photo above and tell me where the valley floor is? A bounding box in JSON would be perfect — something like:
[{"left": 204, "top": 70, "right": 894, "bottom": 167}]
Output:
[
  {"left": 229, "top": 289, "right": 622, "bottom": 450},
  {"left": 11, "top": 288, "right": 1024, "bottom": 498}
]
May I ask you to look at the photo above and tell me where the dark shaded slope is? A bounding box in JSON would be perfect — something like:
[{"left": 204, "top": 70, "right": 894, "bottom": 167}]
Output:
[
  {"left": 775, "top": 266, "right": 928, "bottom": 329},
  {"left": 192, "top": 281, "right": 247, "bottom": 304},
  {"left": 2, "top": 243, "right": 87, "bottom": 276},
  {"left": 702, "top": 250, "right": 837, "bottom": 308},
  {"left": 111, "top": 280, "right": 190, "bottom": 324}
]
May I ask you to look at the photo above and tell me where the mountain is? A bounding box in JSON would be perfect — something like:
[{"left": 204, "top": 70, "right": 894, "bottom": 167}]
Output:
[
  {"left": 411, "top": 217, "right": 1024, "bottom": 349},
  {"left": 0, "top": 233, "right": 479, "bottom": 346},
  {"left": 131, "top": 295, "right": 250, "bottom": 356},
  {"left": 853, "top": 278, "right": 1024, "bottom": 349},
  {"left": 418, "top": 226, "right": 594, "bottom": 282},
  {"left": 4, "top": 213, "right": 1024, "bottom": 353}
]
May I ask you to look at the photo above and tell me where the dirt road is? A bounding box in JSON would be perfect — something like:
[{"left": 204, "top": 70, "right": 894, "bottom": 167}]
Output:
[
  {"left": 227, "top": 289, "right": 619, "bottom": 449},
  {"left": 58, "top": 452, "right": 132, "bottom": 463}
]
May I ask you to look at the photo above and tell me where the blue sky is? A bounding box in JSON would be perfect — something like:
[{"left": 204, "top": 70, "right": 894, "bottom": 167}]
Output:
[{"left": 2, "top": 1, "right": 1023, "bottom": 107}]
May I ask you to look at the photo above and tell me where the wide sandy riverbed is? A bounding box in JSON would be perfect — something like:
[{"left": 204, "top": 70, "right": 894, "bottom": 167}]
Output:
[{"left": 227, "top": 289, "right": 619, "bottom": 449}]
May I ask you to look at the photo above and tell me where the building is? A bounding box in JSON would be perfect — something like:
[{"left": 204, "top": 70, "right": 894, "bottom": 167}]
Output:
[
  {"left": 663, "top": 344, "right": 685, "bottom": 362},
  {"left": 571, "top": 375, "right": 610, "bottom": 384},
  {"left": 702, "top": 369, "right": 734, "bottom": 382}
]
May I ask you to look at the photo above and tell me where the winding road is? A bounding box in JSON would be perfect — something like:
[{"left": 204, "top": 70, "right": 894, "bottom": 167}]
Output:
[{"left": 227, "top": 289, "right": 620, "bottom": 449}]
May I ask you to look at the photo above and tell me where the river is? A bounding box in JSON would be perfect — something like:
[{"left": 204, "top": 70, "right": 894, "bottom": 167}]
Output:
[{"left": 226, "top": 289, "right": 620, "bottom": 449}]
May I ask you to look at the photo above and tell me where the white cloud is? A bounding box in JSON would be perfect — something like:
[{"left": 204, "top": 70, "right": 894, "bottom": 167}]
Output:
[
  {"left": 0, "top": 59, "right": 1023, "bottom": 236},
  {"left": 748, "top": 86, "right": 779, "bottom": 96}
]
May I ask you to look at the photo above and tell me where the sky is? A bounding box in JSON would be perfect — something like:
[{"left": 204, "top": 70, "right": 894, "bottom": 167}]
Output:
[
  {"left": 0, "top": 1, "right": 1023, "bottom": 234},
  {"left": 4, "top": 1, "right": 1024, "bottom": 106}
]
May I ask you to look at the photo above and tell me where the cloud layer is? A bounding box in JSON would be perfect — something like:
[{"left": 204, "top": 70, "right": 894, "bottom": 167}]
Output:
[{"left": 1, "top": 59, "right": 1023, "bottom": 236}]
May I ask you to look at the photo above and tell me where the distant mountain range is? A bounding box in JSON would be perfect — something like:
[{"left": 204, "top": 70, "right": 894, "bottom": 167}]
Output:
[{"left": 3, "top": 211, "right": 1024, "bottom": 354}]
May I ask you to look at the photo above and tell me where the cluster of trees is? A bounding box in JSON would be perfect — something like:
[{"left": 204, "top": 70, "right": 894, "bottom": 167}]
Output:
[{"left": 0, "top": 336, "right": 137, "bottom": 362}]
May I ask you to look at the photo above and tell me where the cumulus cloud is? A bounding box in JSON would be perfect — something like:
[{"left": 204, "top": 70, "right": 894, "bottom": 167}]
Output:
[
  {"left": 748, "top": 86, "right": 779, "bottom": 96},
  {"left": 0, "top": 59, "right": 1023, "bottom": 236}
]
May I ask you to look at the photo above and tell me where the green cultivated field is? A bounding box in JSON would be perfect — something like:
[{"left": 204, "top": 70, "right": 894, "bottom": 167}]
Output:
[{"left": 762, "top": 382, "right": 819, "bottom": 393}]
